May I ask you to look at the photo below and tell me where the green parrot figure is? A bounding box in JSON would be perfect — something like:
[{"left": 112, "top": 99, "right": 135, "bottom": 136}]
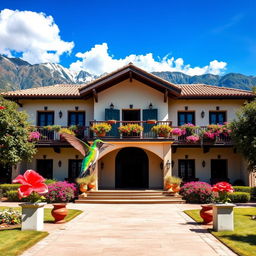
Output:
[{"left": 60, "top": 132, "right": 111, "bottom": 177}]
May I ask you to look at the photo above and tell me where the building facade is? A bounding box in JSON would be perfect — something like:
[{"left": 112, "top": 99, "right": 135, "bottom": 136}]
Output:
[{"left": 2, "top": 64, "right": 255, "bottom": 188}]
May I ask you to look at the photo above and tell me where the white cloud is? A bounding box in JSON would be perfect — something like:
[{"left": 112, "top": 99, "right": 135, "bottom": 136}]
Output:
[
  {"left": 0, "top": 9, "right": 74, "bottom": 64},
  {"left": 70, "top": 43, "right": 227, "bottom": 76}
]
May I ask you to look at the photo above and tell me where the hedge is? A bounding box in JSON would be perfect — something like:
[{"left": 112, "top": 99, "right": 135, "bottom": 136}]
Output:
[
  {"left": 233, "top": 186, "right": 252, "bottom": 193},
  {"left": 228, "top": 192, "right": 251, "bottom": 203},
  {"left": 6, "top": 190, "right": 41, "bottom": 202}
]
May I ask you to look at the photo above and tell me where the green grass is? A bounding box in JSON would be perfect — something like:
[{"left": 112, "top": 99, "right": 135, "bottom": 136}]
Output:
[
  {"left": 184, "top": 208, "right": 256, "bottom": 256},
  {"left": 0, "top": 206, "right": 83, "bottom": 256}
]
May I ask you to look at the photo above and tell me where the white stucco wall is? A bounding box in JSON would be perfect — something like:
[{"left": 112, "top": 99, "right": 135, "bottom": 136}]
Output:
[
  {"left": 19, "top": 99, "right": 94, "bottom": 126},
  {"left": 94, "top": 79, "right": 168, "bottom": 121},
  {"left": 172, "top": 147, "right": 246, "bottom": 184},
  {"left": 168, "top": 99, "right": 245, "bottom": 126}
]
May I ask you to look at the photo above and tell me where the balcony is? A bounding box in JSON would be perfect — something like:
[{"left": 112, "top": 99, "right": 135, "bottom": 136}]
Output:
[{"left": 32, "top": 122, "right": 232, "bottom": 146}]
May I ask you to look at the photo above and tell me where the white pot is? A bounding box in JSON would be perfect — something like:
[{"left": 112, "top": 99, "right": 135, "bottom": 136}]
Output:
[
  {"left": 212, "top": 203, "right": 235, "bottom": 231},
  {"left": 19, "top": 202, "right": 46, "bottom": 231}
]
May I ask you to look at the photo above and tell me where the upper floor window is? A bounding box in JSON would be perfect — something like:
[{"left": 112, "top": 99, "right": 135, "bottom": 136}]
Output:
[
  {"left": 209, "top": 111, "right": 226, "bottom": 125},
  {"left": 68, "top": 112, "right": 85, "bottom": 126},
  {"left": 37, "top": 111, "right": 54, "bottom": 126},
  {"left": 178, "top": 112, "right": 195, "bottom": 126}
]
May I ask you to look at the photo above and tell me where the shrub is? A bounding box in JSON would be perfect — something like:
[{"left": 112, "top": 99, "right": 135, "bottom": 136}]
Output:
[
  {"left": 180, "top": 181, "right": 214, "bottom": 203},
  {"left": 6, "top": 190, "right": 41, "bottom": 202},
  {"left": 233, "top": 186, "right": 252, "bottom": 193},
  {"left": 0, "top": 184, "right": 21, "bottom": 196},
  {"left": 228, "top": 192, "right": 251, "bottom": 203},
  {"left": 45, "top": 179, "right": 57, "bottom": 185},
  {"left": 45, "top": 181, "right": 78, "bottom": 203},
  {"left": 251, "top": 187, "right": 256, "bottom": 200},
  {"left": 0, "top": 208, "right": 21, "bottom": 225}
]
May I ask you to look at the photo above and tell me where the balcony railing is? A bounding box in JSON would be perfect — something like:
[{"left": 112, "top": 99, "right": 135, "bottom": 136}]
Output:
[{"left": 32, "top": 122, "right": 232, "bottom": 145}]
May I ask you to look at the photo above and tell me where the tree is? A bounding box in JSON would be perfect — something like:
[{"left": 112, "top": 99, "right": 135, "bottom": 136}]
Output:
[
  {"left": 230, "top": 100, "right": 256, "bottom": 171},
  {"left": 0, "top": 96, "right": 36, "bottom": 167}
]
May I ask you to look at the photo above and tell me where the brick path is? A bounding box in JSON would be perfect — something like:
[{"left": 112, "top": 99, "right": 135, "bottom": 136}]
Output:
[{"left": 17, "top": 203, "right": 236, "bottom": 256}]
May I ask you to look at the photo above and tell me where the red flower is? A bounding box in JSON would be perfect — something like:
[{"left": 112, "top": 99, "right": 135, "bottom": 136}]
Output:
[
  {"left": 212, "top": 182, "right": 234, "bottom": 193},
  {"left": 0, "top": 106, "right": 5, "bottom": 110},
  {"left": 13, "top": 170, "right": 48, "bottom": 199}
]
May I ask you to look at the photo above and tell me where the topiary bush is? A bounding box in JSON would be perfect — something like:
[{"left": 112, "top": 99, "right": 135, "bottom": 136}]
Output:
[
  {"left": 228, "top": 192, "right": 251, "bottom": 203},
  {"left": 6, "top": 190, "right": 42, "bottom": 202},
  {"left": 0, "top": 184, "right": 21, "bottom": 196},
  {"left": 45, "top": 181, "right": 78, "bottom": 203},
  {"left": 251, "top": 187, "right": 256, "bottom": 200},
  {"left": 180, "top": 181, "right": 214, "bottom": 203}
]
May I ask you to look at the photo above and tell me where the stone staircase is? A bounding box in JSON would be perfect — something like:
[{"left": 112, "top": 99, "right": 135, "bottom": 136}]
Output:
[{"left": 75, "top": 190, "right": 185, "bottom": 204}]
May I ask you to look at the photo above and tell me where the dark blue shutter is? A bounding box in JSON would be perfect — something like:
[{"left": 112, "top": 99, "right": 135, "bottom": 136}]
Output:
[
  {"left": 143, "top": 109, "right": 158, "bottom": 133},
  {"left": 105, "top": 109, "right": 120, "bottom": 137}
]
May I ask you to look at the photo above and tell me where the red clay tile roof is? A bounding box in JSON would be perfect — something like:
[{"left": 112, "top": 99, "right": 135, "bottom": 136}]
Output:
[
  {"left": 2, "top": 84, "right": 82, "bottom": 98},
  {"left": 2, "top": 81, "right": 255, "bottom": 99},
  {"left": 177, "top": 84, "right": 254, "bottom": 98}
]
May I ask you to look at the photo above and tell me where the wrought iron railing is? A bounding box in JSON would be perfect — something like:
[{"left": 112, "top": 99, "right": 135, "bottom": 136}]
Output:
[{"left": 33, "top": 122, "right": 232, "bottom": 144}]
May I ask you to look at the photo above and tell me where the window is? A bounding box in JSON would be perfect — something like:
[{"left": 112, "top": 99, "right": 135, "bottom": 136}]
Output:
[
  {"left": 178, "top": 112, "right": 195, "bottom": 126},
  {"left": 36, "top": 159, "right": 53, "bottom": 179},
  {"left": 209, "top": 112, "right": 226, "bottom": 125},
  {"left": 178, "top": 160, "right": 195, "bottom": 181},
  {"left": 68, "top": 112, "right": 85, "bottom": 126},
  {"left": 37, "top": 112, "right": 54, "bottom": 126},
  {"left": 68, "top": 160, "right": 82, "bottom": 180}
]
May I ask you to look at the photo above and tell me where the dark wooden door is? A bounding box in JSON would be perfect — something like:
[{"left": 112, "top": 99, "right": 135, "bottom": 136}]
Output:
[
  {"left": 36, "top": 159, "right": 53, "bottom": 179},
  {"left": 211, "top": 159, "right": 228, "bottom": 184},
  {"left": 115, "top": 147, "right": 148, "bottom": 189}
]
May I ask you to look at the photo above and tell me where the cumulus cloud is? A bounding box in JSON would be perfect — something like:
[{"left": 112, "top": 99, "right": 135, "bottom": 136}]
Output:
[
  {"left": 70, "top": 43, "right": 227, "bottom": 76},
  {"left": 0, "top": 9, "right": 74, "bottom": 64}
]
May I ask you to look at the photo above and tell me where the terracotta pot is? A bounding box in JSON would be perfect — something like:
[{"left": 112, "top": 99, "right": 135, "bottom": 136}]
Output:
[
  {"left": 165, "top": 184, "right": 172, "bottom": 190},
  {"left": 157, "top": 133, "right": 169, "bottom": 138},
  {"left": 200, "top": 205, "right": 213, "bottom": 224},
  {"left": 79, "top": 184, "right": 88, "bottom": 193},
  {"left": 172, "top": 184, "right": 180, "bottom": 193},
  {"left": 51, "top": 203, "right": 68, "bottom": 224},
  {"left": 147, "top": 120, "right": 156, "bottom": 124},
  {"left": 88, "top": 183, "right": 95, "bottom": 191},
  {"left": 96, "top": 132, "right": 106, "bottom": 137}
]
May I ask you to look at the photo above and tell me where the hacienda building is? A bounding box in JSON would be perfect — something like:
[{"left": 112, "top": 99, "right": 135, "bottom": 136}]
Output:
[{"left": 2, "top": 63, "right": 256, "bottom": 189}]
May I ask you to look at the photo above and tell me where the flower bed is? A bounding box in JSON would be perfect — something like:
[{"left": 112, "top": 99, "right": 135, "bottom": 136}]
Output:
[{"left": 0, "top": 208, "right": 21, "bottom": 226}]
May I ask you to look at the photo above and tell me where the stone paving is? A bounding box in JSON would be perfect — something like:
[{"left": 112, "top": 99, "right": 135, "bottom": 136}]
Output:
[{"left": 8, "top": 203, "right": 237, "bottom": 256}]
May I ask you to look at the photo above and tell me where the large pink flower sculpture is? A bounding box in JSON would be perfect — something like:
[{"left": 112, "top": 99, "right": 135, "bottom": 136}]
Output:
[
  {"left": 13, "top": 170, "right": 48, "bottom": 199},
  {"left": 212, "top": 182, "right": 234, "bottom": 193}
]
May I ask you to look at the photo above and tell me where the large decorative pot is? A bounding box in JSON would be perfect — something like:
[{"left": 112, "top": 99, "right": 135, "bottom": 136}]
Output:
[
  {"left": 51, "top": 203, "right": 68, "bottom": 224},
  {"left": 88, "top": 183, "right": 95, "bottom": 191},
  {"left": 79, "top": 184, "right": 88, "bottom": 193},
  {"left": 172, "top": 184, "right": 180, "bottom": 193},
  {"left": 19, "top": 203, "right": 46, "bottom": 231},
  {"left": 200, "top": 205, "right": 213, "bottom": 224}
]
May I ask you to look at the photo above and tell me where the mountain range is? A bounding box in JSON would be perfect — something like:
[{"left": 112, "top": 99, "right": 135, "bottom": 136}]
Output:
[{"left": 0, "top": 55, "right": 255, "bottom": 92}]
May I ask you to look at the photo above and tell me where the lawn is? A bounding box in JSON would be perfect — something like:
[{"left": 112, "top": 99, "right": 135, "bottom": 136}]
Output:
[
  {"left": 0, "top": 206, "right": 83, "bottom": 256},
  {"left": 184, "top": 208, "right": 256, "bottom": 256}
]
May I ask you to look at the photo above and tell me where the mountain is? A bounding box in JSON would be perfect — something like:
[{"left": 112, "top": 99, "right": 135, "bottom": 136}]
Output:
[{"left": 0, "top": 55, "right": 255, "bottom": 91}]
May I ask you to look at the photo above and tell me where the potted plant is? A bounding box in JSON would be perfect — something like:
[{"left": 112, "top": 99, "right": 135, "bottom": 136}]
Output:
[
  {"left": 181, "top": 123, "right": 198, "bottom": 136},
  {"left": 164, "top": 176, "right": 182, "bottom": 194},
  {"left": 28, "top": 131, "right": 41, "bottom": 142},
  {"left": 59, "top": 128, "right": 75, "bottom": 141},
  {"left": 119, "top": 124, "right": 143, "bottom": 136},
  {"left": 186, "top": 134, "right": 200, "bottom": 143},
  {"left": 12, "top": 170, "right": 48, "bottom": 231},
  {"left": 212, "top": 182, "right": 235, "bottom": 231},
  {"left": 45, "top": 181, "right": 77, "bottom": 224},
  {"left": 91, "top": 122, "right": 112, "bottom": 137},
  {"left": 151, "top": 124, "right": 172, "bottom": 138}
]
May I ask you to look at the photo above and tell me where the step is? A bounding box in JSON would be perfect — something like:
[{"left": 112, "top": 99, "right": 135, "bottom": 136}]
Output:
[
  {"left": 75, "top": 199, "right": 185, "bottom": 204},
  {"left": 85, "top": 195, "right": 180, "bottom": 200}
]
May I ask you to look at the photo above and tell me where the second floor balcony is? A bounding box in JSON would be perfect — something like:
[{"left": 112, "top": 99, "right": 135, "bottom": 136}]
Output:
[{"left": 31, "top": 121, "right": 232, "bottom": 145}]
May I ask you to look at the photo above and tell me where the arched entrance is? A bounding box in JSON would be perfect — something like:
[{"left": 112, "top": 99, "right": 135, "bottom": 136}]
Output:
[{"left": 115, "top": 147, "right": 149, "bottom": 189}]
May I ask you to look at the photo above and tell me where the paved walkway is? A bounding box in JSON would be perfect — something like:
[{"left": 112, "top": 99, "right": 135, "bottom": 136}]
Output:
[{"left": 16, "top": 203, "right": 236, "bottom": 256}]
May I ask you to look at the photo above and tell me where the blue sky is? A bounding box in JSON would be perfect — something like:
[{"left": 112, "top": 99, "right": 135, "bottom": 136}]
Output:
[{"left": 0, "top": 0, "right": 255, "bottom": 75}]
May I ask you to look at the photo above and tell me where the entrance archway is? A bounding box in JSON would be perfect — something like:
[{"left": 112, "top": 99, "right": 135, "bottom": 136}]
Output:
[{"left": 115, "top": 147, "right": 149, "bottom": 189}]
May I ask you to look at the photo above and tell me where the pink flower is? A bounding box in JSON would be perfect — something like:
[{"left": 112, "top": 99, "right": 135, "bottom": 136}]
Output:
[
  {"left": 212, "top": 182, "right": 234, "bottom": 193},
  {"left": 186, "top": 135, "right": 200, "bottom": 143},
  {"left": 204, "top": 131, "right": 215, "bottom": 140},
  {"left": 13, "top": 170, "right": 48, "bottom": 199}
]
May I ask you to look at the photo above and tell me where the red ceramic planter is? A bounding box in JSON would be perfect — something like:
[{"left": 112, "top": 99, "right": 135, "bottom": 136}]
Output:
[
  {"left": 200, "top": 205, "right": 213, "bottom": 224},
  {"left": 51, "top": 203, "right": 68, "bottom": 224}
]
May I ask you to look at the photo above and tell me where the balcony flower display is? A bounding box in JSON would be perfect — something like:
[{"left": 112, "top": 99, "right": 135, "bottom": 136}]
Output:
[
  {"left": 171, "top": 128, "right": 186, "bottom": 136},
  {"left": 91, "top": 122, "right": 112, "bottom": 137},
  {"left": 28, "top": 131, "right": 41, "bottom": 142},
  {"left": 107, "top": 120, "right": 117, "bottom": 125},
  {"left": 186, "top": 134, "right": 200, "bottom": 143},
  {"left": 59, "top": 127, "right": 75, "bottom": 135},
  {"left": 203, "top": 131, "right": 216, "bottom": 140},
  {"left": 151, "top": 124, "right": 172, "bottom": 138},
  {"left": 181, "top": 123, "right": 198, "bottom": 136},
  {"left": 212, "top": 182, "right": 234, "bottom": 203},
  {"left": 119, "top": 124, "right": 143, "bottom": 136}
]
